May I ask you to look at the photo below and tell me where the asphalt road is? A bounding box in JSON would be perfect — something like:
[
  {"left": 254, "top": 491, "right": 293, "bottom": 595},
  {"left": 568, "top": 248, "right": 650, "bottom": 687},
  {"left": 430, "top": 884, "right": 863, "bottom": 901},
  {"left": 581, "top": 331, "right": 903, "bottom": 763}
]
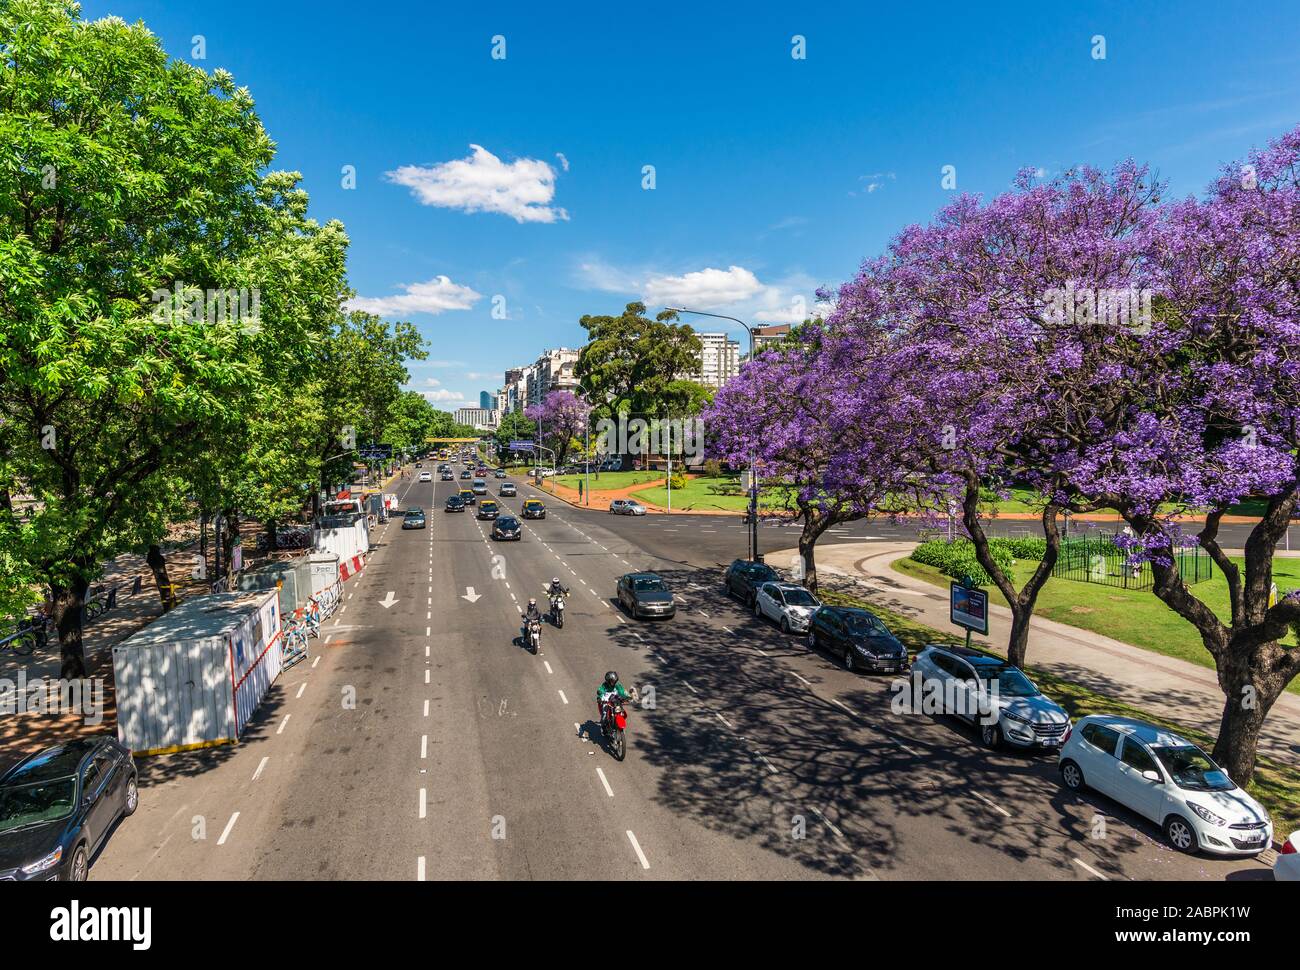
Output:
[{"left": 89, "top": 468, "right": 1277, "bottom": 881}]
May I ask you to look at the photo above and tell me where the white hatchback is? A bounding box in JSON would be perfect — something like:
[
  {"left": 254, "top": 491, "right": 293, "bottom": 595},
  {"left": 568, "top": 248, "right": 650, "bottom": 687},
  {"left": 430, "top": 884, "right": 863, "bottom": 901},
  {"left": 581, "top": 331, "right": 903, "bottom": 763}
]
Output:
[
  {"left": 418, "top": 472, "right": 432, "bottom": 482},
  {"left": 1059, "top": 715, "right": 1272, "bottom": 857}
]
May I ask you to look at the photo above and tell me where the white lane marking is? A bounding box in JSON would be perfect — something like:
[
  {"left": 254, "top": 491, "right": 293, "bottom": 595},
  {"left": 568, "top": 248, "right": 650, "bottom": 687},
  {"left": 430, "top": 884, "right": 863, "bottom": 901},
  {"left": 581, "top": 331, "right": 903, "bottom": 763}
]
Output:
[
  {"left": 425, "top": 645, "right": 430, "bottom": 657},
  {"left": 972, "top": 791, "right": 1012, "bottom": 818},
  {"left": 890, "top": 737, "right": 920, "bottom": 757},
  {"left": 217, "top": 812, "right": 240, "bottom": 846},
  {"left": 423, "top": 699, "right": 430, "bottom": 717},
  {"left": 812, "top": 806, "right": 850, "bottom": 847},
  {"left": 426, "top": 626, "right": 431, "bottom": 637},
  {"left": 1073, "top": 857, "right": 1108, "bottom": 880},
  {"left": 596, "top": 767, "right": 615, "bottom": 798},
  {"left": 790, "top": 672, "right": 812, "bottom": 687},
  {"left": 558, "top": 690, "right": 569, "bottom": 705},
  {"left": 756, "top": 752, "right": 778, "bottom": 774},
  {"left": 832, "top": 698, "right": 856, "bottom": 717},
  {"left": 698, "top": 610, "right": 710, "bottom": 618},
  {"left": 544, "top": 661, "right": 553, "bottom": 674},
  {"left": 252, "top": 756, "right": 269, "bottom": 781},
  {"left": 682, "top": 680, "right": 698, "bottom": 694},
  {"left": 419, "top": 788, "right": 427, "bottom": 819},
  {"left": 425, "top": 669, "right": 431, "bottom": 684},
  {"left": 722, "top": 626, "right": 733, "bottom": 634},
  {"left": 626, "top": 830, "right": 650, "bottom": 870},
  {"left": 421, "top": 735, "right": 428, "bottom": 759},
  {"left": 417, "top": 856, "right": 426, "bottom": 881},
  {"left": 277, "top": 714, "right": 291, "bottom": 735},
  {"left": 715, "top": 711, "right": 734, "bottom": 729},
  {"left": 312, "top": 656, "right": 321, "bottom": 669},
  {"left": 325, "top": 635, "right": 333, "bottom": 645},
  {"left": 295, "top": 683, "right": 306, "bottom": 699}
]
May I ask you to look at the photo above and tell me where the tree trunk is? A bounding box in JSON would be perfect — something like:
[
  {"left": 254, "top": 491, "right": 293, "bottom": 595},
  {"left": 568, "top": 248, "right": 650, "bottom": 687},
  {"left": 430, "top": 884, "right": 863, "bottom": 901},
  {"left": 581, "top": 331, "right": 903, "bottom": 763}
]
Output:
[
  {"left": 50, "top": 575, "right": 90, "bottom": 679},
  {"left": 265, "top": 518, "right": 278, "bottom": 552},
  {"left": 145, "top": 543, "right": 176, "bottom": 611},
  {"left": 796, "top": 504, "right": 834, "bottom": 595}
]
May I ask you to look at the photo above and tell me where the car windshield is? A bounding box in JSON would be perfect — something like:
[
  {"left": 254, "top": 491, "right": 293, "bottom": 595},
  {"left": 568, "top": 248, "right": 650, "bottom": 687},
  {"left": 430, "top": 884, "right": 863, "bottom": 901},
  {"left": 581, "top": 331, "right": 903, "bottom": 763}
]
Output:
[
  {"left": 0, "top": 777, "right": 77, "bottom": 832},
  {"left": 842, "top": 612, "right": 889, "bottom": 636},
  {"left": 498, "top": 518, "right": 518, "bottom": 527},
  {"left": 783, "top": 588, "right": 818, "bottom": 607},
  {"left": 975, "top": 665, "right": 1038, "bottom": 697},
  {"left": 632, "top": 577, "right": 666, "bottom": 592},
  {"left": 1152, "top": 745, "right": 1234, "bottom": 792}
]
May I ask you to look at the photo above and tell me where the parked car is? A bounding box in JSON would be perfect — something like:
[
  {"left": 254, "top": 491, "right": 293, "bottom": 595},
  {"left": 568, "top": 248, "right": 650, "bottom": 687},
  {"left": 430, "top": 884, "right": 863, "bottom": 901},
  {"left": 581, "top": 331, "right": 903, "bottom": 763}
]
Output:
[
  {"left": 609, "top": 499, "right": 647, "bottom": 516},
  {"left": 616, "top": 572, "right": 676, "bottom": 619},
  {"left": 402, "top": 508, "right": 427, "bottom": 529},
  {"left": 471, "top": 479, "right": 488, "bottom": 495},
  {"left": 522, "top": 499, "right": 546, "bottom": 519},
  {"left": 1275, "top": 832, "right": 1299, "bottom": 880},
  {"left": 910, "top": 643, "right": 1070, "bottom": 749},
  {"left": 754, "top": 582, "right": 820, "bottom": 634},
  {"left": 418, "top": 471, "right": 432, "bottom": 482},
  {"left": 476, "top": 500, "right": 500, "bottom": 520},
  {"left": 806, "top": 606, "right": 908, "bottom": 673},
  {"left": 1059, "top": 715, "right": 1273, "bottom": 856},
  {"left": 444, "top": 495, "right": 466, "bottom": 512},
  {"left": 0, "top": 736, "right": 138, "bottom": 881},
  {"left": 459, "top": 488, "right": 477, "bottom": 506},
  {"left": 499, "top": 482, "right": 517, "bottom": 497},
  {"left": 492, "top": 515, "right": 522, "bottom": 540},
  {"left": 724, "top": 559, "right": 780, "bottom": 607}
]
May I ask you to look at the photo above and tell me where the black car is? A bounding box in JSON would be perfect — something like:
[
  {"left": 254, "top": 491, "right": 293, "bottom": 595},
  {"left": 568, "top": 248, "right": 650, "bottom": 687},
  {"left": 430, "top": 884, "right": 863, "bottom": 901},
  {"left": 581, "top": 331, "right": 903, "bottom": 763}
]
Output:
[
  {"left": 494, "top": 469, "right": 506, "bottom": 479},
  {"left": 806, "top": 606, "right": 909, "bottom": 674},
  {"left": 445, "top": 495, "right": 466, "bottom": 512},
  {"left": 0, "top": 736, "right": 138, "bottom": 881},
  {"left": 492, "top": 515, "right": 522, "bottom": 540},
  {"left": 441, "top": 471, "right": 454, "bottom": 481},
  {"left": 460, "top": 469, "right": 471, "bottom": 479},
  {"left": 476, "top": 500, "right": 500, "bottom": 520},
  {"left": 616, "top": 572, "right": 676, "bottom": 620},
  {"left": 724, "top": 559, "right": 780, "bottom": 607},
  {"left": 402, "top": 508, "right": 426, "bottom": 529}
]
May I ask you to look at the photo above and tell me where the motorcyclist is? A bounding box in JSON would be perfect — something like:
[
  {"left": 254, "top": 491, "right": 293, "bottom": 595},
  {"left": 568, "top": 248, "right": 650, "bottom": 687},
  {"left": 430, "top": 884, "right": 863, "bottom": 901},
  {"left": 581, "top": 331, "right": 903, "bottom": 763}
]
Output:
[
  {"left": 523, "top": 598, "right": 542, "bottom": 642},
  {"left": 547, "top": 576, "right": 569, "bottom": 599},
  {"left": 595, "top": 670, "right": 634, "bottom": 723}
]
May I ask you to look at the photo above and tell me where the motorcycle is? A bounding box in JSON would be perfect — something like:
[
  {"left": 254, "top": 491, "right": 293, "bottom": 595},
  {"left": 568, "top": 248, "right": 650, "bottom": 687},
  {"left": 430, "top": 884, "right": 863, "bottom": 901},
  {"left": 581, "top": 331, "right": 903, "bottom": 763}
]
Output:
[
  {"left": 598, "top": 686, "right": 638, "bottom": 761},
  {"left": 526, "top": 618, "right": 542, "bottom": 654},
  {"left": 549, "top": 592, "right": 566, "bottom": 629}
]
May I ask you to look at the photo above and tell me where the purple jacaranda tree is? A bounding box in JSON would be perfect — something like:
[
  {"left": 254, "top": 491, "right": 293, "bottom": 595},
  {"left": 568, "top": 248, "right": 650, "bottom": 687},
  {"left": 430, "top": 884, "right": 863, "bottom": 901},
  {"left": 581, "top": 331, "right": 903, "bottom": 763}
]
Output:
[
  {"left": 525, "top": 390, "right": 591, "bottom": 467},
  {"left": 705, "top": 329, "right": 917, "bottom": 594},
  {"left": 826, "top": 161, "right": 1161, "bottom": 673}
]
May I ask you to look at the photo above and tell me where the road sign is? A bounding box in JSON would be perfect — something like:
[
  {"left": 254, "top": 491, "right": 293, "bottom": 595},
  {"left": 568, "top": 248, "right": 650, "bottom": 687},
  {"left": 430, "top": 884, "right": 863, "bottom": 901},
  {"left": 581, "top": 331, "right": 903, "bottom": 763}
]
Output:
[{"left": 509, "top": 440, "right": 536, "bottom": 452}]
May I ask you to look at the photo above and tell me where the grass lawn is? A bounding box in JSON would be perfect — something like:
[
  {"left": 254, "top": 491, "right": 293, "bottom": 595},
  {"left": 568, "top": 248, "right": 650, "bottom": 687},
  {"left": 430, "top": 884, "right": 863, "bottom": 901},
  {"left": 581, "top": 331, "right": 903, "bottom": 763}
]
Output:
[
  {"left": 631, "top": 475, "right": 792, "bottom": 512},
  {"left": 819, "top": 587, "right": 1300, "bottom": 835},
  {"left": 893, "top": 555, "right": 1300, "bottom": 695},
  {"left": 550, "top": 470, "right": 664, "bottom": 491}
]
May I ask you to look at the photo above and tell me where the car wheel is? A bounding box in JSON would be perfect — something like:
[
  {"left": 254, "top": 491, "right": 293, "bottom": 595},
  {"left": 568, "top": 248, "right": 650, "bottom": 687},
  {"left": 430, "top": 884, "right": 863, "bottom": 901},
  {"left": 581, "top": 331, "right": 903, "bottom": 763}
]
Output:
[
  {"left": 753, "top": 600, "right": 762, "bottom": 618},
  {"left": 69, "top": 844, "right": 89, "bottom": 882},
  {"left": 780, "top": 616, "right": 790, "bottom": 634},
  {"left": 1164, "top": 815, "right": 1199, "bottom": 854},
  {"left": 842, "top": 644, "right": 855, "bottom": 672},
  {"left": 806, "top": 628, "right": 817, "bottom": 651},
  {"left": 124, "top": 773, "right": 139, "bottom": 815},
  {"left": 1059, "top": 759, "right": 1085, "bottom": 791},
  {"left": 980, "top": 720, "right": 1001, "bottom": 750}
]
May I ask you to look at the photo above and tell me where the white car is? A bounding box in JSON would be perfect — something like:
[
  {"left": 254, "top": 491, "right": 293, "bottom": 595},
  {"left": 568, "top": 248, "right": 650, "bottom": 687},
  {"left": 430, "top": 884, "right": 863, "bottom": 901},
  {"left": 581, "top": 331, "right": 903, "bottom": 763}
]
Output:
[
  {"left": 418, "top": 472, "right": 432, "bottom": 482},
  {"left": 754, "top": 581, "right": 820, "bottom": 633},
  {"left": 1275, "top": 832, "right": 1299, "bottom": 881},
  {"left": 1059, "top": 715, "right": 1272, "bottom": 857}
]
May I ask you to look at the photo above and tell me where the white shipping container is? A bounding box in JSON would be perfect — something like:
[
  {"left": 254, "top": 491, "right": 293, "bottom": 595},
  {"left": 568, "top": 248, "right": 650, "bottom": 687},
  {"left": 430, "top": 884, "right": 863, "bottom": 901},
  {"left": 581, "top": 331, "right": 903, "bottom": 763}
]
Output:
[{"left": 112, "top": 590, "right": 284, "bottom": 755}]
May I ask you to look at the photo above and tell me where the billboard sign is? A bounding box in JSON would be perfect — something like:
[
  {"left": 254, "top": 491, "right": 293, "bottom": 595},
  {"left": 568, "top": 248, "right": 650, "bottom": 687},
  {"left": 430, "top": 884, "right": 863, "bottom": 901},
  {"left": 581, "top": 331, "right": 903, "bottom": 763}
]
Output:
[{"left": 950, "top": 581, "right": 989, "bottom": 636}]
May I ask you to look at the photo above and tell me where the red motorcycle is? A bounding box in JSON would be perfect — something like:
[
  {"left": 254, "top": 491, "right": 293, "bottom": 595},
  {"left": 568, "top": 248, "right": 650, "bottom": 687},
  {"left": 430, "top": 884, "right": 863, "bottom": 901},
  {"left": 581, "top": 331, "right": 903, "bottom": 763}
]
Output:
[{"left": 598, "top": 687, "right": 638, "bottom": 761}]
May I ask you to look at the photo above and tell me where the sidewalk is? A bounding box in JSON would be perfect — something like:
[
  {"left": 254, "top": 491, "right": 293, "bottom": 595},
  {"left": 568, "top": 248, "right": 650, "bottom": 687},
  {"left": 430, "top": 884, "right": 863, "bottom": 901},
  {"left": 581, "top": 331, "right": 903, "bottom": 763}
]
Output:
[{"left": 769, "top": 541, "right": 1300, "bottom": 765}]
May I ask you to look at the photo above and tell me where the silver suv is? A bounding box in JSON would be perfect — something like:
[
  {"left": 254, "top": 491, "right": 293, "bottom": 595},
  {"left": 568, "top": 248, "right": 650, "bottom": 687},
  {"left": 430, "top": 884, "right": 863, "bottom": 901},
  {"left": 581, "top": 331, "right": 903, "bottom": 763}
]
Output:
[{"left": 909, "top": 644, "right": 1070, "bottom": 750}]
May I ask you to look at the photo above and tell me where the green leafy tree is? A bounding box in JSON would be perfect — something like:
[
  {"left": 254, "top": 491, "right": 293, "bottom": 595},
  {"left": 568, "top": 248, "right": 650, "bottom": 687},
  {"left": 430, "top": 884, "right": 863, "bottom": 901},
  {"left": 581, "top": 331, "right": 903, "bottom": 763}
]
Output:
[{"left": 575, "top": 303, "right": 703, "bottom": 419}]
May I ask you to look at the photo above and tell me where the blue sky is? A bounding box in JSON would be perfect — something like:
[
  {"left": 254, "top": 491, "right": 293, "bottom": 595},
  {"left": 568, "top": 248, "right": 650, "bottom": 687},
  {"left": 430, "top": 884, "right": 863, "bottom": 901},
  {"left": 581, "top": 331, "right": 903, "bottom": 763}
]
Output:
[{"left": 83, "top": 1, "right": 1300, "bottom": 410}]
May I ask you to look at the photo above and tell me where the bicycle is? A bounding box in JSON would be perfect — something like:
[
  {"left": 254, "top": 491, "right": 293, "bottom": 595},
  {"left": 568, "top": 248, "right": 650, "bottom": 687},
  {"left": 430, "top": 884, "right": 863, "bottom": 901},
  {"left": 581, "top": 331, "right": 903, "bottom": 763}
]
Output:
[{"left": 0, "top": 614, "right": 50, "bottom": 656}]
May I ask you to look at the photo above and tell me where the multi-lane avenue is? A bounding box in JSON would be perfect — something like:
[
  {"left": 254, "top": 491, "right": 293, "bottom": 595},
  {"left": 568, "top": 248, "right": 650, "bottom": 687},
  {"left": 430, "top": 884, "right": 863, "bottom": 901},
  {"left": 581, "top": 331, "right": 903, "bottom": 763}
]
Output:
[{"left": 90, "top": 466, "right": 1278, "bottom": 881}]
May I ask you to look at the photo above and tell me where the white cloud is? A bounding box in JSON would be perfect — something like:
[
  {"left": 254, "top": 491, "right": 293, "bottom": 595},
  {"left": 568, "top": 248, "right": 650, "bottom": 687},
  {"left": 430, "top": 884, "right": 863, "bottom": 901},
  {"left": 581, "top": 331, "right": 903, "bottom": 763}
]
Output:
[
  {"left": 465, "top": 371, "right": 492, "bottom": 381},
  {"left": 643, "top": 266, "right": 764, "bottom": 309},
  {"left": 387, "top": 145, "right": 569, "bottom": 224},
  {"left": 421, "top": 388, "right": 467, "bottom": 403},
  {"left": 555, "top": 152, "right": 570, "bottom": 172},
  {"left": 424, "top": 377, "right": 441, "bottom": 387},
  {"left": 348, "top": 276, "right": 482, "bottom": 317}
]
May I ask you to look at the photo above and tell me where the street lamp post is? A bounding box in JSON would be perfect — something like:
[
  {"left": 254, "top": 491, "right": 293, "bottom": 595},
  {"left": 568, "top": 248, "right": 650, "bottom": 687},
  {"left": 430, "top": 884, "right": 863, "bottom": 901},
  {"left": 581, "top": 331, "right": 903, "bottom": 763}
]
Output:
[{"left": 665, "top": 306, "right": 759, "bottom": 561}]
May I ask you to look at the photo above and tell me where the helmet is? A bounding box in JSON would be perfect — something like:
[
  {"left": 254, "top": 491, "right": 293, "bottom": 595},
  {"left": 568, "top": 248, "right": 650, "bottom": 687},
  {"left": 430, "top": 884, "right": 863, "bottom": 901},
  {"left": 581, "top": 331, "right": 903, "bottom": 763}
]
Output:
[
  {"left": 528, "top": 598, "right": 536, "bottom": 607},
  {"left": 552, "top": 577, "right": 560, "bottom": 585},
  {"left": 604, "top": 671, "right": 619, "bottom": 689}
]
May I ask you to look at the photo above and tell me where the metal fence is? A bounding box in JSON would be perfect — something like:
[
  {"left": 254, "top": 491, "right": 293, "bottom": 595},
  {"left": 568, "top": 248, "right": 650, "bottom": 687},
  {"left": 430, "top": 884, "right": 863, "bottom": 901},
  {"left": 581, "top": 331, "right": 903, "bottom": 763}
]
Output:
[{"left": 1052, "top": 533, "right": 1214, "bottom": 590}]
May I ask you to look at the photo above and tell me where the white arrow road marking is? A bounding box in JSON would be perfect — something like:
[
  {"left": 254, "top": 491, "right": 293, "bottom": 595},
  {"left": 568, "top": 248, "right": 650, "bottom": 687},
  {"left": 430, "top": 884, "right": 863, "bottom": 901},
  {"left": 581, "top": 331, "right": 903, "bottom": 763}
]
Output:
[
  {"left": 379, "top": 591, "right": 399, "bottom": 609},
  {"left": 462, "top": 587, "right": 482, "bottom": 603}
]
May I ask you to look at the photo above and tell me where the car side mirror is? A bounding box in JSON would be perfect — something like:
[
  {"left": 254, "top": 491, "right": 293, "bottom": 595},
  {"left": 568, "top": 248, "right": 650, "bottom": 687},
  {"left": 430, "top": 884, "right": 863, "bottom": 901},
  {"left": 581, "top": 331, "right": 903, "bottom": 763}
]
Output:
[{"left": 1141, "top": 770, "right": 1162, "bottom": 783}]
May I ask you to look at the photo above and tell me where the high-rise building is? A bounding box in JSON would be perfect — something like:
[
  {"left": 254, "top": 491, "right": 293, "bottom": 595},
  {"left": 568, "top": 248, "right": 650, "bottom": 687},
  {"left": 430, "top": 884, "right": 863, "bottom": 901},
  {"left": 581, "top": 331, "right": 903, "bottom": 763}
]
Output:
[
  {"left": 479, "top": 390, "right": 493, "bottom": 409},
  {"left": 692, "top": 332, "right": 740, "bottom": 388},
  {"left": 529, "top": 348, "right": 581, "bottom": 406},
  {"left": 454, "top": 407, "right": 500, "bottom": 430}
]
